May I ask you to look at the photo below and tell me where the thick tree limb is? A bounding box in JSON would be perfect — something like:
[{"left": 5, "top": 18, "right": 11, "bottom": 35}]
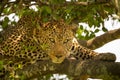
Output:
[
  {"left": 0, "top": 53, "right": 118, "bottom": 80},
  {"left": 78, "top": 28, "right": 120, "bottom": 49},
  {"left": 2, "top": 58, "right": 119, "bottom": 80},
  {"left": 0, "top": 53, "right": 120, "bottom": 80},
  {"left": 72, "top": 60, "right": 120, "bottom": 80}
]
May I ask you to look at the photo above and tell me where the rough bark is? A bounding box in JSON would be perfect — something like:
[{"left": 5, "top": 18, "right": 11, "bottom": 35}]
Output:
[
  {"left": 1, "top": 54, "right": 120, "bottom": 80},
  {"left": 3, "top": 59, "right": 120, "bottom": 80}
]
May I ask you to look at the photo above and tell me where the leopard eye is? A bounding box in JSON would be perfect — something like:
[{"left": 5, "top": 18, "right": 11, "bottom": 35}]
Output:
[
  {"left": 49, "top": 38, "right": 55, "bottom": 43},
  {"left": 63, "top": 39, "right": 70, "bottom": 43}
]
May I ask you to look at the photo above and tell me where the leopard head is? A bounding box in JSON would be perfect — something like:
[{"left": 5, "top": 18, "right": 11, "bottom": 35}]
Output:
[{"left": 39, "top": 21, "right": 77, "bottom": 63}]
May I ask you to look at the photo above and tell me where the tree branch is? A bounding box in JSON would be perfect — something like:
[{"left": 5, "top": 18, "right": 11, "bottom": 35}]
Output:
[
  {"left": 0, "top": 53, "right": 120, "bottom": 80},
  {"left": 2, "top": 57, "right": 119, "bottom": 80},
  {"left": 0, "top": 53, "right": 118, "bottom": 80},
  {"left": 78, "top": 28, "right": 120, "bottom": 50}
]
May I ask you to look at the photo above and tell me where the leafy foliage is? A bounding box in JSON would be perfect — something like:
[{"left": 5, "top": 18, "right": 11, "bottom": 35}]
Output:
[
  {"left": 0, "top": 0, "right": 119, "bottom": 40},
  {"left": 0, "top": 1, "right": 120, "bottom": 79}
]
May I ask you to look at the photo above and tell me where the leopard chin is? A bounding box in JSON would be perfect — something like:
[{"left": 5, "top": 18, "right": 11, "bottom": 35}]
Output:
[{"left": 52, "top": 59, "right": 64, "bottom": 64}]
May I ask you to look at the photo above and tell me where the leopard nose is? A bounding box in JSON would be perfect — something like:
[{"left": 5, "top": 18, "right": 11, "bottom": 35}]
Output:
[{"left": 56, "top": 55, "right": 62, "bottom": 58}]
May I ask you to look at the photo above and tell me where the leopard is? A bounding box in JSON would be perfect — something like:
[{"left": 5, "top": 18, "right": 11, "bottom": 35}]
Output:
[{"left": 0, "top": 12, "right": 116, "bottom": 68}]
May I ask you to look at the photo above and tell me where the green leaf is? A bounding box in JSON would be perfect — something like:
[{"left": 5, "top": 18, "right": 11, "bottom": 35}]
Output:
[
  {"left": 65, "top": 6, "right": 74, "bottom": 13},
  {"left": 3, "top": 7, "right": 10, "bottom": 13},
  {"left": 50, "top": 0, "right": 65, "bottom": 4},
  {"left": 45, "top": 6, "right": 52, "bottom": 14},
  {"left": 0, "top": 61, "right": 3, "bottom": 70},
  {"left": 2, "top": 17, "right": 9, "bottom": 29},
  {"left": 4, "top": 17, "right": 9, "bottom": 22},
  {"left": 42, "top": 6, "right": 52, "bottom": 14},
  {"left": 79, "top": 25, "right": 83, "bottom": 30},
  {"left": 84, "top": 29, "right": 89, "bottom": 34},
  {"left": 90, "top": 32, "right": 95, "bottom": 38},
  {"left": 42, "top": 17, "right": 49, "bottom": 22},
  {"left": 11, "top": 21, "right": 17, "bottom": 26},
  {"left": 102, "top": 27, "right": 108, "bottom": 32},
  {"left": 94, "top": 29, "right": 99, "bottom": 33}
]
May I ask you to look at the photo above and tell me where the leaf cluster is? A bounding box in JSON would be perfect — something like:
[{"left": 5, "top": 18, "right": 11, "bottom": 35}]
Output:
[{"left": 0, "top": 0, "right": 118, "bottom": 39}]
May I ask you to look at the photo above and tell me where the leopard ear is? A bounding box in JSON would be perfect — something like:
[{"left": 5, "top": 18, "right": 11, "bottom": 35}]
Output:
[{"left": 70, "top": 23, "right": 78, "bottom": 33}]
